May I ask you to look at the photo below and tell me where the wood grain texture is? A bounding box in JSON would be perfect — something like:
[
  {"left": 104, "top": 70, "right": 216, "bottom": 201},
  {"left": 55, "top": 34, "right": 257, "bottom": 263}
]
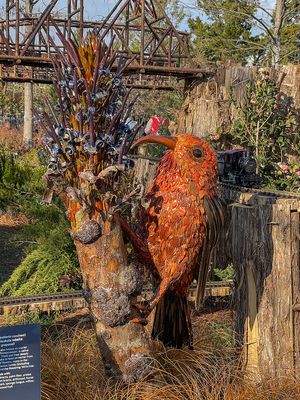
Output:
[
  {"left": 178, "top": 65, "right": 300, "bottom": 137},
  {"left": 291, "top": 209, "right": 300, "bottom": 378},
  {"left": 232, "top": 200, "right": 300, "bottom": 379}
]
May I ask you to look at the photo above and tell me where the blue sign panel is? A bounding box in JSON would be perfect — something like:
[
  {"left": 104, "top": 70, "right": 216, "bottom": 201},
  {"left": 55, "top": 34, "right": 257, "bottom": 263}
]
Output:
[{"left": 0, "top": 324, "right": 41, "bottom": 400}]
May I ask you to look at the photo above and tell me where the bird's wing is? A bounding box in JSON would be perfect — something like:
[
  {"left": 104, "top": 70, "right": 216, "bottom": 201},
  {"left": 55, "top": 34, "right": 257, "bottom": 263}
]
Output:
[
  {"left": 143, "top": 186, "right": 205, "bottom": 279},
  {"left": 194, "top": 195, "right": 224, "bottom": 311}
]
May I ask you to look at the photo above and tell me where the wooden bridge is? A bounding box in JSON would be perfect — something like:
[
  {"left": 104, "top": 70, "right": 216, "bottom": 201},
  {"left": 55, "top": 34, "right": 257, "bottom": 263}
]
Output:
[{"left": 0, "top": 0, "right": 206, "bottom": 88}]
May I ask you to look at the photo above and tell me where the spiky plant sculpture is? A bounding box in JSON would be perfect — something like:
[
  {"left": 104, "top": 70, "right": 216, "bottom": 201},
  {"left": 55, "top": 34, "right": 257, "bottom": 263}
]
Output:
[{"left": 36, "top": 29, "right": 152, "bottom": 381}]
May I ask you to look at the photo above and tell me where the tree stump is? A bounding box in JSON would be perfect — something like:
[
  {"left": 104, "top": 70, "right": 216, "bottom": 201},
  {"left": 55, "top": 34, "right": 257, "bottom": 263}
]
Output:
[
  {"left": 72, "top": 218, "right": 152, "bottom": 381},
  {"left": 231, "top": 198, "right": 300, "bottom": 379}
]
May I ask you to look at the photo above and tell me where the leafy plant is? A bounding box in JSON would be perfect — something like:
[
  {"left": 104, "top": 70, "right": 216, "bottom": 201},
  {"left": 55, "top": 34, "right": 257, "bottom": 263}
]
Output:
[
  {"left": 273, "top": 160, "right": 300, "bottom": 192},
  {"left": 0, "top": 149, "right": 80, "bottom": 296},
  {"left": 213, "top": 264, "right": 234, "bottom": 281},
  {"left": 0, "top": 152, "right": 30, "bottom": 205},
  {"left": 221, "top": 72, "right": 299, "bottom": 190},
  {"left": 0, "top": 219, "right": 79, "bottom": 296},
  {"left": 188, "top": 1, "right": 300, "bottom": 66},
  {"left": 3, "top": 311, "right": 60, "bottom": 327}
]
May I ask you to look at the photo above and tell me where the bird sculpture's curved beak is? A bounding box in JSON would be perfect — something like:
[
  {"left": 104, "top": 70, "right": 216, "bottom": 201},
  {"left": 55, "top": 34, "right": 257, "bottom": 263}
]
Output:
[{"left": 131, "top": 135, "right": 177, "bottom": 150}]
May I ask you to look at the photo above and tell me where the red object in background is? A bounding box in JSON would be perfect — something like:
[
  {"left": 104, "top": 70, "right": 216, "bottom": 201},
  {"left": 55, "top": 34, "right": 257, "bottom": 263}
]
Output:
[{"left": 144, "top": 115, "right": 163, "bottom": 135}]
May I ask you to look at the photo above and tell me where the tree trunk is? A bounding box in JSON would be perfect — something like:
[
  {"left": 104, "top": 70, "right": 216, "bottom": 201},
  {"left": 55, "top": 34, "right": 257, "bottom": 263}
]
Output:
[
  {"left": 272, "top": 0, "right": 285, "bottom": 66},
  {"left": 71, "top": 216, "right": 153, "bottom": 381},
  {"left": 23, "top": 0, "right": 33, "bottom": 144}
]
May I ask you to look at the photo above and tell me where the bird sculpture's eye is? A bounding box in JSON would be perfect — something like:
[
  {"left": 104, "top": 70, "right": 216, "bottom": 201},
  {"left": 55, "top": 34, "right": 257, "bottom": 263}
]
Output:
[{"left": 192, "top": 148, "right": 203, "bottom": 159}]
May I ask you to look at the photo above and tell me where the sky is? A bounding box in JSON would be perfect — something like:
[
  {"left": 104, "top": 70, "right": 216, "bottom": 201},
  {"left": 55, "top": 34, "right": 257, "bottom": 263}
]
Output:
[
  {"left": 0, "top": 0, "right": 277, "bottom": 32},
  {"left": 0, "top": 0, "right": 117, "bottom": 20}
]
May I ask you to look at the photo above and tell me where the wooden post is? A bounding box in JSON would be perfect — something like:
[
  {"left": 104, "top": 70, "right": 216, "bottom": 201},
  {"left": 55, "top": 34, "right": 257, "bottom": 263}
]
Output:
[
  {"left": 23, "top": 82, "right": 33, "bottom": 144},
  {"left": 140, "top": 0, "right": 145, "bottom": 66},
  {"left": 230, "top": 197, "right": 300, "bottom": 379},
  {"left": 290, "top": 204, "right": 300, "bottom": 377}
]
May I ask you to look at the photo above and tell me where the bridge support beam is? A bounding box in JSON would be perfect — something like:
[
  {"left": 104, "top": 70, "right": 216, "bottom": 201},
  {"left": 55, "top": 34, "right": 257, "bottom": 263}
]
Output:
[
  {"left": 23, "top": 0, "right": 33, "bottom": 144},
  {"left": 23, "top": 82, "right": 33, "bottom": 144}
]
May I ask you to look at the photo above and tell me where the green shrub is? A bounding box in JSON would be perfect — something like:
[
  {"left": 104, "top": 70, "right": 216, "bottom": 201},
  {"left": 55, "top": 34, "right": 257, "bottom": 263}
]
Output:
[
  {"left": 0, "top": 149, "right": 45, "bottom": 208},
  {"left": 219, "top": 73, "right": 299, "bottom": 191},
  {"left": 0, "top": 149, "right": 80, "bottom": 296},
  {"left": 0, "top": 218, "right": 79, "bottom": 296},
  {"left": 3, "top": 311, "right": 60, "bottom": 326},
  {"left": 213, "top": 264, "right": 233, "bottom": 281},
  {"left": 0, "top": 152, "right": 30, "bottom": 206}
]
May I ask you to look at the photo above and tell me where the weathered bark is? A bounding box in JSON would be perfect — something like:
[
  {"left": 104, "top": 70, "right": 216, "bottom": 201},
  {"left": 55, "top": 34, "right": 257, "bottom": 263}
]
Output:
[
  {"left": 272, "top": 0, "right": 285, "bottom": 66},
  {"left": 38, "top": 25, "right": 155, "bottom": 382},
  {"left": 220, "top": 190, "right": 300, "bottom": 379},
  {"left": 72, "top": 217, "right": 153, "bottom": 381}
]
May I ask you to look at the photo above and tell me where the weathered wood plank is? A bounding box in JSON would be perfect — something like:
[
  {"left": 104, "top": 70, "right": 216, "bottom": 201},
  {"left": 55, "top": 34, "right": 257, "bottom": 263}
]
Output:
[
  {"left": 291, "top": 210, "right": 300, "bottom": 378},
  {"left": 257, "top": 203, "right": 294, "bottom": 377},
  {"left": 232, "top": 200, "right": 300, "bottom": 379}
]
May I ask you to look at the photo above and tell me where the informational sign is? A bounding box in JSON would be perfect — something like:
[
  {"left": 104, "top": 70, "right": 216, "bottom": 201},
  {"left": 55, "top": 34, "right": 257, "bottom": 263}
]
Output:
[{"left": 0, "top": 324, "right": 41, "bottom": 400}]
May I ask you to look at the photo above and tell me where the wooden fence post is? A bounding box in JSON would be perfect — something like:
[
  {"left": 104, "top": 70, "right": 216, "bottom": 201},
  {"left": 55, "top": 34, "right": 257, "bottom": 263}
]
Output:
[{"left": 231, "top": 198, "right": 300, "bottom": 379}]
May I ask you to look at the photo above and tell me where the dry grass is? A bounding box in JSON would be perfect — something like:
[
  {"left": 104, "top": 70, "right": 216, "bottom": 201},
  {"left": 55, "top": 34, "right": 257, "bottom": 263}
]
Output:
[
  {"left": 42, "top": 322, "right": 104, "bottom": 400},
  {"left": 40, "top": 310, "right": 300, "bottom": 400},
  {"left": 0, "top": 211, "right": 29, "bottom": 226}
]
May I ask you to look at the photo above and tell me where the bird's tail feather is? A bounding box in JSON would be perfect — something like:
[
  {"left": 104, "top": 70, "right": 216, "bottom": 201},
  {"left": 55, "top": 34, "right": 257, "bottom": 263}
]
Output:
[{"left": 152, "top": 290, "right": 193, "bottom": 349}]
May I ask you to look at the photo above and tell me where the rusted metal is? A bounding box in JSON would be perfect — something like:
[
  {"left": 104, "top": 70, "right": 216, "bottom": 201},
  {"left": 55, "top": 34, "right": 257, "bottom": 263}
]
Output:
[
  {"left": 0, "top": 0, "right": 206, "bottom": 88},
  {"left": 140, "top": 0, "right": 145, "bottom": 66},
  {"left": 19, "top": 0, "right": 58, "bottom": 56},
  {"left": 15, "top": 0, "right": 19, "bottom": 55},
  {"left": 0, "top": 64, "right": 181, "bottom": 90}
]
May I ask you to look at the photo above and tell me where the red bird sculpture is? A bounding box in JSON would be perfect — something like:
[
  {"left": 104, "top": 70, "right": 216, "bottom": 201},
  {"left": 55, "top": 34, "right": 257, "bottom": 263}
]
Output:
[{"left": 122, "top": 134, "right": 223, "bottom": 348}]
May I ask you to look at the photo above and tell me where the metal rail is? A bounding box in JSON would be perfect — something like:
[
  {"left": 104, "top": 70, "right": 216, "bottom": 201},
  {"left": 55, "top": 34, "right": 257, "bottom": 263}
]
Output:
[
  {"left": 0, "top": 281, "right": 232, "bottom": 315},
  {"left": 0, "top": 0, "right": 206, "bottom": 87},
  {"left": 0, "top": 291, "right": 83, "bottom": 307},
  {"left": 218, "top": 182, "right": 300, "bottom": 201}
]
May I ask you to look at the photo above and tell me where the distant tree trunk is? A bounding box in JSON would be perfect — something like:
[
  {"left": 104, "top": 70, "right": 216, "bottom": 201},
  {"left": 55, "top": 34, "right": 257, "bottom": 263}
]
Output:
[
  {"left": 272, "top": 0, "right": 285, "bottom": 66},
  {"left": 23, "top": 0, "right": 33, "bottom": 144}
]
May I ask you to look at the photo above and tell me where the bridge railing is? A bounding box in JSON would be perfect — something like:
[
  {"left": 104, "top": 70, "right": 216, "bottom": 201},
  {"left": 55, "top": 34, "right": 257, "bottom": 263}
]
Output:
[{"left": 0, "top": 0, "right": 203, "bottom": 85}]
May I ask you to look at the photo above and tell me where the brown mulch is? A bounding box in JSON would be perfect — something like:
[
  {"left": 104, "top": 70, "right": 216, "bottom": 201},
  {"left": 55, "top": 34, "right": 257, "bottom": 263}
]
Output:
[
  {"left": 0, "top": 124, "right": 43, "bottom": 151},
  {"left": 0, "top": 124, "right": 24, "bottom": 150}
]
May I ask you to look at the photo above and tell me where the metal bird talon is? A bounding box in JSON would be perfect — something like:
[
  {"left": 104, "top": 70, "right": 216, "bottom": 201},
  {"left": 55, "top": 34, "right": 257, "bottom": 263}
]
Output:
[
  {"left": 129, "top": 317, "right": 148, "bottom": 325},
  {"left": 132, "top": 302, "right": 147, "bottom": 312},
  {"left": 132, "top": 303, "right": 151, "bottom": 320}
]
